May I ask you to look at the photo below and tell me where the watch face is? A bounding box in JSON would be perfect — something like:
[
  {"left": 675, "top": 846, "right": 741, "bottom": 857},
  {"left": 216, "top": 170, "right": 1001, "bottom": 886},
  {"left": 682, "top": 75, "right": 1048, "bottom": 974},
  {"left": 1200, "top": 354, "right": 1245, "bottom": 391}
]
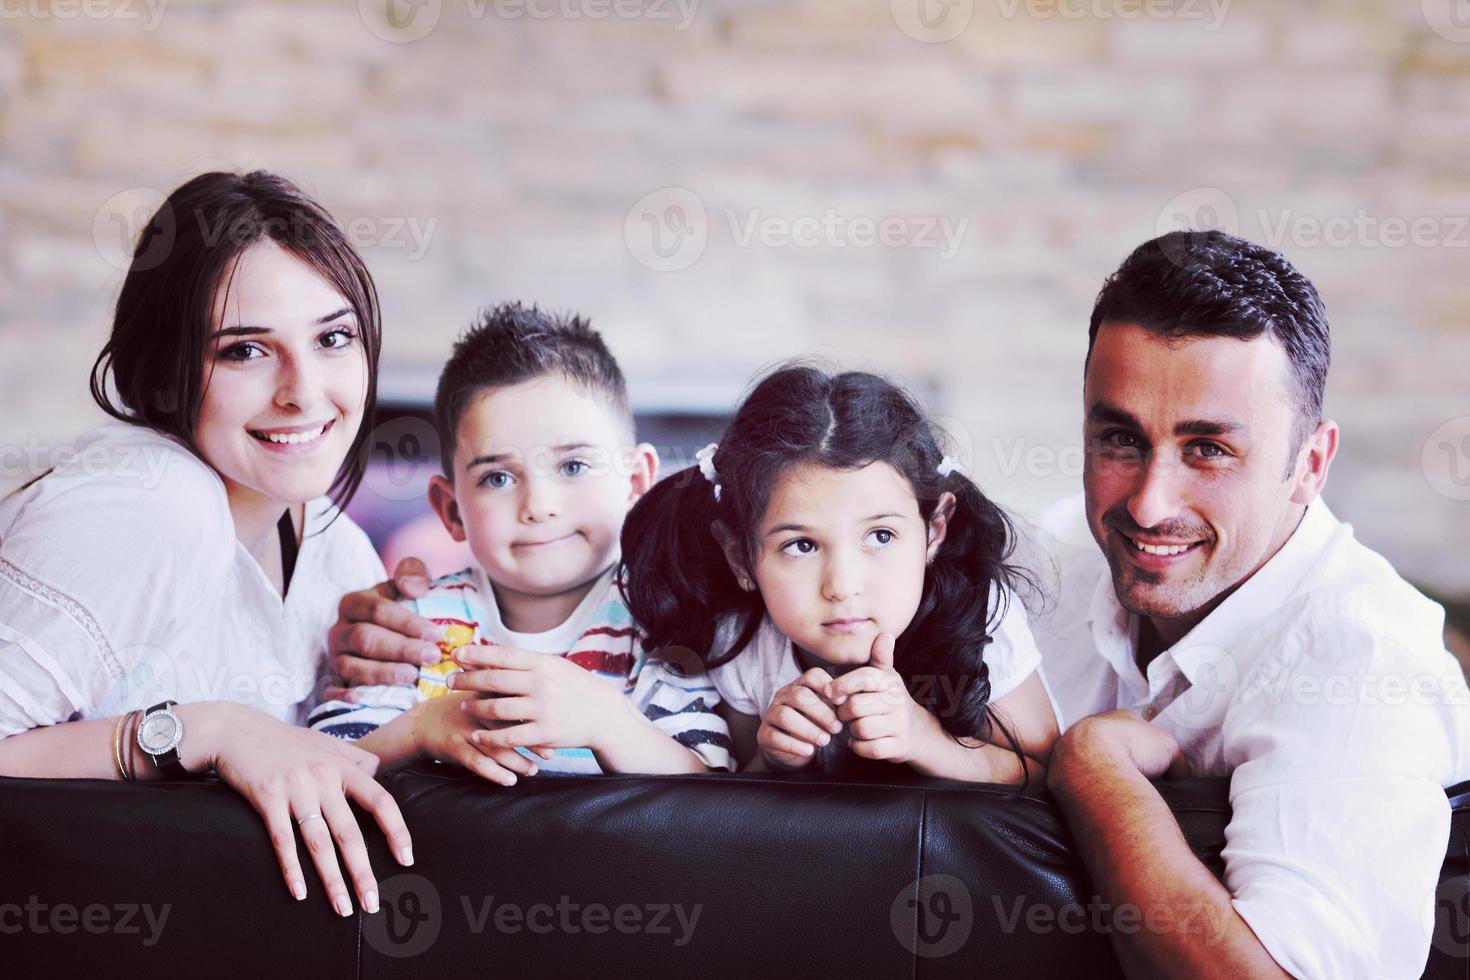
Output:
[{"left": 138, "top": 711, "right": 180, "bottom": 753}]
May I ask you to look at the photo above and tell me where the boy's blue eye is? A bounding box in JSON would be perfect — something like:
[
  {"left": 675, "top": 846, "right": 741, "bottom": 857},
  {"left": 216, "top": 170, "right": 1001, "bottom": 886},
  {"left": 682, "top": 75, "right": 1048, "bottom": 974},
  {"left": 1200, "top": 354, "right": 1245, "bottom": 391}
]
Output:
[
  {"left": 560, "top": 458, "right": 588, "bottom": 477},
  {"left": 479, "top": 471, "right": 513, "bottom": 489}
]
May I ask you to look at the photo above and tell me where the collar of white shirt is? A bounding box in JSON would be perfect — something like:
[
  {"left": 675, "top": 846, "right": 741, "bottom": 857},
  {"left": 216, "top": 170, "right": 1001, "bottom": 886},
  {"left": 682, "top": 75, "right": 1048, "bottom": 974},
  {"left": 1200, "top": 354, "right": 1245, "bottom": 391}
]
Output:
[{"left": 1083, "top": 497, "right": 1338, "bottom": 717}]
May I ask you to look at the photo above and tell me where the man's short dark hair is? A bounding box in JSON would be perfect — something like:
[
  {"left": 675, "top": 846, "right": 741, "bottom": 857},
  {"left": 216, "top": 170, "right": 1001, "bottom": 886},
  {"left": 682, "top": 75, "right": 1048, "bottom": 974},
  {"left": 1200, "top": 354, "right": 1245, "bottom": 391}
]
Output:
[
  {"left": 1086, "top": 230, "right": 1331, "bottom": 464},
  {"left": 434, "top": 302, "right": 633, "bottom": 475}
]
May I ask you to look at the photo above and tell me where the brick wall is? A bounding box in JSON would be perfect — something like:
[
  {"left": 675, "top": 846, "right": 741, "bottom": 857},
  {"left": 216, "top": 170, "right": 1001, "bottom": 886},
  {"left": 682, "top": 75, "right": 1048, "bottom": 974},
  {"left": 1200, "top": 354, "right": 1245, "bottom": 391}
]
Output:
[{"left": 1, "top": 0, "right": 1467, "bottom": 596}]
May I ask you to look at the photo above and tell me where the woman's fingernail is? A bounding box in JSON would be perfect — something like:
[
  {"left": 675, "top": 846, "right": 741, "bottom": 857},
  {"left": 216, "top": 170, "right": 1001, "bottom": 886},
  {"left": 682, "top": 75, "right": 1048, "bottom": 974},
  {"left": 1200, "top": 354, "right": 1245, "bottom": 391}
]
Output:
[
  {"left": 291, "top": 881, "right": 306, "bottom": 901},
  {"left": 820, "top": 734, "right": 830, "bottom": 745},
  {"left": 421, "top": 626, "right": 441, "bottom": 642},
  {"left": 399, "top": 847, "right": 414, "bottom": 867},
  {"left": 830, "top": 722, "right": 843, "bottom": 733},
  {"left": 334, "top": 894, "right": 352, "bottom": 917},
  {"left": 420, "top": 646, "right": 440, "bottom": 665},
  {"left": 527, "top": 766, "right": 538, "bottom": 777},
  {"left": 364, "top": 890, "right": 379, "bottom": 914}
]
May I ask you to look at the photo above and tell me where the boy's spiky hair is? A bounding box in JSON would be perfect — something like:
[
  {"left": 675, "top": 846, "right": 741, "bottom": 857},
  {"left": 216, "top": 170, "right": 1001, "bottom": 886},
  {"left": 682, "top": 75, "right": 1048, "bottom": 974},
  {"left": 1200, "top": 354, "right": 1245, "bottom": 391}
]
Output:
[{"left": 433, "top": 302, "right": 633, "bottom": 476}]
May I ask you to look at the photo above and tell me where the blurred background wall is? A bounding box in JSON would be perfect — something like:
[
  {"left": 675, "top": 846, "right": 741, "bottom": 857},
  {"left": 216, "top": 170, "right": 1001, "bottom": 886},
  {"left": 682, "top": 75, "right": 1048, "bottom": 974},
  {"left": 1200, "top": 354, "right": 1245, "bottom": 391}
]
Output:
[{"left": 1, "top": 0, "right": 1467, "bottom": 611}]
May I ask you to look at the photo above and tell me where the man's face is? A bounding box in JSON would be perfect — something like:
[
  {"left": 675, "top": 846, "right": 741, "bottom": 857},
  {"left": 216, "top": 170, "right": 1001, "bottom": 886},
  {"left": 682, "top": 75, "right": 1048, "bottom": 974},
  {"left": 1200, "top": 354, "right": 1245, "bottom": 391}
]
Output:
[{"left": 1082, "top": 322, "right": 1311, "bottom": 642}]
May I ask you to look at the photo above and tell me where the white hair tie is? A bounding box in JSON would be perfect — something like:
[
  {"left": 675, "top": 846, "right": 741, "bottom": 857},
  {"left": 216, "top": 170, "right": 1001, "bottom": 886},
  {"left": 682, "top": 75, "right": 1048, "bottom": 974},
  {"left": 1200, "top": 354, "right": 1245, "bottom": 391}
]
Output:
[
  {"left": 937, "top": 455, "right": 967, "bottom": 479},
  {"left": 694, "top": 442, "right": 721, "bottom": 501}
]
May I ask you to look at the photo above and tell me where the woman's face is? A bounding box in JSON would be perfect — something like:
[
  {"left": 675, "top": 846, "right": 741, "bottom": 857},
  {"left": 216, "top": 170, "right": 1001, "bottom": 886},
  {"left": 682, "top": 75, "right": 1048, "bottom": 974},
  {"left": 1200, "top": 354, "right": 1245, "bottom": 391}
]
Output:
[{"left": 193, "top": 240, "right": 368, "bottom": 513}]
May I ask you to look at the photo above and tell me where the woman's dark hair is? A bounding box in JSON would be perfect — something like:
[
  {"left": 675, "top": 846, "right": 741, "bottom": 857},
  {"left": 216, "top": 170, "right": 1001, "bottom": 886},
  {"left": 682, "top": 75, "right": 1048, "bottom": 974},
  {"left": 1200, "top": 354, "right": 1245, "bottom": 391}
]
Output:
[
  {"left": 620, "top": 364, "right": 1031, "bottom": 770},
  {"left": 89, "top": 170, "right": 382, "bottom": 516}
]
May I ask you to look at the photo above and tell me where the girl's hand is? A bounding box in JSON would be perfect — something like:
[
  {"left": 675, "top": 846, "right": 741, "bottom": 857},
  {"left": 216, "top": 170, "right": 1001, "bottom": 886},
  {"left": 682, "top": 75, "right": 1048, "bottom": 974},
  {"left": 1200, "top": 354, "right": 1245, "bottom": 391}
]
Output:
[
  {"left": 448, "top": 645, "right": 627, "bottom": 753},
  {"left": 825, "top": 633, "right": 937, "bottom": 765},
  {"left": 203, "top": 703, "right": 414, "bottom": 917},
  {"left": 757, "top": 667, "right": 843, "bottom": 770},
  {"left": 405, "top": 691, "right": 544, "bottom": 787}
]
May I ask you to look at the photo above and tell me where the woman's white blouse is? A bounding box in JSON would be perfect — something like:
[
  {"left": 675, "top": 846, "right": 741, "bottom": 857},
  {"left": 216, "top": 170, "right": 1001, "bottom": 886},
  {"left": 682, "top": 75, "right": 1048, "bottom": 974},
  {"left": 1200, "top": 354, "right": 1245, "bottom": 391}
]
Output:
[{"left": 0, "top": 422, "right": 387, "bottom": 738}]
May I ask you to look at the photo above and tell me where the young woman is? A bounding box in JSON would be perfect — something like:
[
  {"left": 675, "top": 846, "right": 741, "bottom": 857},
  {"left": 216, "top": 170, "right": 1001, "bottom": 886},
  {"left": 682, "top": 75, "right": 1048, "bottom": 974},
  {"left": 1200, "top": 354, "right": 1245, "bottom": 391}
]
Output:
[{"left": 0, "top": 171, "right": 411, "bottom": 917}]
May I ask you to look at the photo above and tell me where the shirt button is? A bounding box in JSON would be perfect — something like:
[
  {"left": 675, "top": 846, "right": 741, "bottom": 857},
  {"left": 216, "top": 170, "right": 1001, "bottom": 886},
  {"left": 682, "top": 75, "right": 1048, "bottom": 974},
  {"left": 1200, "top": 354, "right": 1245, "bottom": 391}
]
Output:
[{"left": 1141, "top": 705, "right": 1159, "bottom": 721}]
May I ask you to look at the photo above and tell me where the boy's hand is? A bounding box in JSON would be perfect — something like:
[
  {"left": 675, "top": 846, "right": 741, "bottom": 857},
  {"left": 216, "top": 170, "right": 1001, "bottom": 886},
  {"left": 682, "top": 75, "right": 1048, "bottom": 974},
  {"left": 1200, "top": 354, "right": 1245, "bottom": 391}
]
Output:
[
  {"left": 407, "top": 691, "right": 542, "bottom": 787},
  {"left": 325, "top": 558, "right": 442, "bottom": 701},
  {"left": 448, "top": 646, "right": 630, "bottom": 753},
  {"left": 757, "top": 667, "right": 842, "bottom": 770},
  {"left": 826, "top": 633, "right": 936, "bottom": 765}
]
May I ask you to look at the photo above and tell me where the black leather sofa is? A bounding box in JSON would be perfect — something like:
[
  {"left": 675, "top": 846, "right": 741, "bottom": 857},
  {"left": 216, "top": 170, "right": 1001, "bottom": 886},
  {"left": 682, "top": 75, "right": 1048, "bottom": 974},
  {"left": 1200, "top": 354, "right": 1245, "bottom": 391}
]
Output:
[{"left": 3, "top": 767, "right": 1467, "bottom": 978}]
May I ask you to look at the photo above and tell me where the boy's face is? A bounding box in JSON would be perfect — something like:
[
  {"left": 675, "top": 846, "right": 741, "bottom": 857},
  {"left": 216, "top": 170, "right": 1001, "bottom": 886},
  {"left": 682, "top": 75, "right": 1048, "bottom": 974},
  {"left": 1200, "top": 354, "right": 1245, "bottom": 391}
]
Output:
[{"left": 430, "top": 375, "right": 656, "bottom": 601}]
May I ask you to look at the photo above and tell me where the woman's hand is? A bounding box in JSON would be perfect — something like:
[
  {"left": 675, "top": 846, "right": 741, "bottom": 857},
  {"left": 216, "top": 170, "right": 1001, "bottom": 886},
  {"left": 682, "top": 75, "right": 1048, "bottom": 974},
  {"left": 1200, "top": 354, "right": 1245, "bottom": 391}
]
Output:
[
  {"left": 757, "top": 667, "right": 842, "bottom": 770},
  {"left": 403, "top": 691, "right": 544, "bottom": 787},
  {"left": 201, "top": 702, "right": 414, "bottom": 917},
  {"left": 825, "top": 633, "right": 936, "bottom": 765}
]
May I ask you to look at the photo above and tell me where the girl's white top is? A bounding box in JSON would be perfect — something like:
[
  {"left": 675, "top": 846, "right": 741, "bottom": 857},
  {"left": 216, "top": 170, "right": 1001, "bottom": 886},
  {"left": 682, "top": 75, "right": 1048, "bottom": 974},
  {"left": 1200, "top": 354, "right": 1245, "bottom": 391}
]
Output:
[
  {"left": 0, "top": 421, "right": 386, "bottom": 738},
  {"left": 708, "top": 583, "right": 1045, "bottom": 718}
]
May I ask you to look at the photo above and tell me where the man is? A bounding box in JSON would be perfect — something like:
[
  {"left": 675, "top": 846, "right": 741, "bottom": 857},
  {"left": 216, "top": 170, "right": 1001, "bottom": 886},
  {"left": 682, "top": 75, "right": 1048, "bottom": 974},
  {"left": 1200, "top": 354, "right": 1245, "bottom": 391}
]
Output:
[{"left": 1035, "top": 229, "right": 1469, "bottom": 977}]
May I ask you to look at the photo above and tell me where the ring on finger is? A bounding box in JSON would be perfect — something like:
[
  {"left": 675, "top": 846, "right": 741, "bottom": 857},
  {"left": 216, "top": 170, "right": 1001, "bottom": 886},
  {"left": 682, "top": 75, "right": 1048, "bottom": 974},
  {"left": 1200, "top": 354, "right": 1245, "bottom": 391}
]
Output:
[{"left": 296, "top": 812, "right": 326, "bottom": 827}]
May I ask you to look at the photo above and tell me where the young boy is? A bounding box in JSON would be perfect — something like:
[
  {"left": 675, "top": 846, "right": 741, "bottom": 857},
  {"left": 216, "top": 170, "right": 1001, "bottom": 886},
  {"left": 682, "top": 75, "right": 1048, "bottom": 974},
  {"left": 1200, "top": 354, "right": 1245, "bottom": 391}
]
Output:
[{"left": 309, "top": 303, "right": 731, "bottom": 780}]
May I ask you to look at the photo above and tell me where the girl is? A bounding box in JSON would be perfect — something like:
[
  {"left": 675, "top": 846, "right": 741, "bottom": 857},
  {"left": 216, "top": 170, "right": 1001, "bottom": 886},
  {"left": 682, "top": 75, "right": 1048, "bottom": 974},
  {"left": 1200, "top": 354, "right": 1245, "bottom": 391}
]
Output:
[
  {"left": 620, "top": 366, "right": 1057, "bottom": 783},
  {"left": 0, "top": 171, "right": 412, "bottom": 916}
]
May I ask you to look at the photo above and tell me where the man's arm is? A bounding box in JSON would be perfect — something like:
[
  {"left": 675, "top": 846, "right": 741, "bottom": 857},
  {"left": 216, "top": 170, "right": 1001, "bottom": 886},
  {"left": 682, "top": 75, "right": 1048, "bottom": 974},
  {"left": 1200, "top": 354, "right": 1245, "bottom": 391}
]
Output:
[{"left": 1047, "top": 712, "right": 1290, "bottom": 979}]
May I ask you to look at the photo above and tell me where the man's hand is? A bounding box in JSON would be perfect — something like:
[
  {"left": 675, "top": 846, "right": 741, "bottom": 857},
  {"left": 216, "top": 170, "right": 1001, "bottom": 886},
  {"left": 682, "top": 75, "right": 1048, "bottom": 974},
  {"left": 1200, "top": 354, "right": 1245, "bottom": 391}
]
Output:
[
  {"left": 825, "top": 633, "right": 937, "bottom": 764},
  {"left": 1049, "top": 709, "right": 1186, "bottom": 792},
  {"left": 324, "top": 558, "right": 442, "bottom": 701}
]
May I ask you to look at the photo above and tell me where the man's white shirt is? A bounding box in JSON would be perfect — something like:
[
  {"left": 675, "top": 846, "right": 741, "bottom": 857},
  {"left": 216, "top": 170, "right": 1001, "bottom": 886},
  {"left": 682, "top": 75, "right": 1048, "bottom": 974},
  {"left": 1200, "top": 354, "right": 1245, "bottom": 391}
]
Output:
[{"left": 1024, "top": 495, "right": 1470, "bottom": 979}]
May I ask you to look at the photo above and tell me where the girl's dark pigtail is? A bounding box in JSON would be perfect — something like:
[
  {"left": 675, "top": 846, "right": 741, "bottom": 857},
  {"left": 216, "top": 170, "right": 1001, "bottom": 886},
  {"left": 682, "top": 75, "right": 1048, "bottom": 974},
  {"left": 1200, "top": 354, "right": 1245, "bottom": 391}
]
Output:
[{"left": 618, "top": 462, "right": 757, "bottom": 670}]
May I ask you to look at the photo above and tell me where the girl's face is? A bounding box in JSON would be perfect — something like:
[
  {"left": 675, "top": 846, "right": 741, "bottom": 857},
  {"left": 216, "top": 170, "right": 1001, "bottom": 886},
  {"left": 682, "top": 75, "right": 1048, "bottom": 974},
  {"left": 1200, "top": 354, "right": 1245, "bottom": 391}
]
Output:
[
  {"left": 193, "top": 240, "right": 368, "bottom": 515},
  {"left": 744, "top": 461, "right": 952, "bottom": 667}
]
